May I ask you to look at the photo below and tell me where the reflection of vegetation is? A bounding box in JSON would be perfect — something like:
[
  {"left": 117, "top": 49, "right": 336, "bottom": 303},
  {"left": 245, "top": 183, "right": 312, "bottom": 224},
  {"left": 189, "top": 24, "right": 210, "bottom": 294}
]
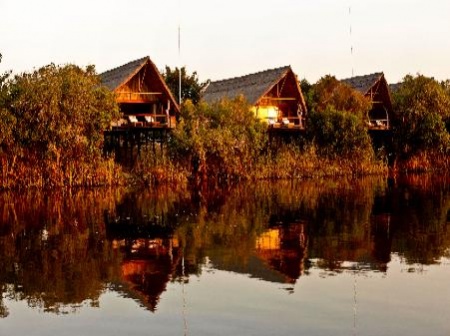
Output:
[
  {"left": 174, "top": 184, "right": 272, "bottom": 276},
  {"left": 387, "top": 175, "right": 450, "bottom": 264},
  {"left": 304, "top": 178, "right": 384, "bottom": 271},
  {"left": 0, "top": 190, "right": 123, "bottom": 315},
  {"left": 0, "top": 175, "right": 449, "bottom": 316}
]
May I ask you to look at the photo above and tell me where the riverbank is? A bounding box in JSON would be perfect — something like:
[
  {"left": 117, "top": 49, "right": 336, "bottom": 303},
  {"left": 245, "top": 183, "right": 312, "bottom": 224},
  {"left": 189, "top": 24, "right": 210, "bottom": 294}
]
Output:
[{"left": 3, "top": 145, "right": 450, "bottom": 190}]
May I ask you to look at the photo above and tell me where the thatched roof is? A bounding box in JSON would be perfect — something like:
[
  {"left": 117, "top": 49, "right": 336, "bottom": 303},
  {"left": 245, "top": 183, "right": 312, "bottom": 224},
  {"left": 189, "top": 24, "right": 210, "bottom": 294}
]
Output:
[
  {"left": 100, "top": 57, "right": 149, "bottom": 91},
  {"left": 99, "top": 56, "right": 179, "bottom": 113},
  {"left": 202, "top": 66, "right": 293, "bottom": 105},
  {"left": 341, "top": 72, "right": 384, "bottom": 94},
  {"left": 389, "top": 82, "right": 403, "bottom": 93}
]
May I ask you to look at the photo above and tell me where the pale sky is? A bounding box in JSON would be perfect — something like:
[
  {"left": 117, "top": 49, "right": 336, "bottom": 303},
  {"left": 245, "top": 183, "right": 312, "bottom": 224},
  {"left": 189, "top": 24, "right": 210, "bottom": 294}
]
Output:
[{"left": 1, "top": 0, "right": 449, "bottom": 84}]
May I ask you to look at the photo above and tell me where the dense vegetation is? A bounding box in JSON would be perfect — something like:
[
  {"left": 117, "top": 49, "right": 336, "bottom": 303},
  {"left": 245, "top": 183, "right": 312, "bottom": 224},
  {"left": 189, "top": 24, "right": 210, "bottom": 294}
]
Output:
[
  {"left": 391, "top": 74, "right": 450, "bottom": 170},
  {"left": 168, "top": 75, "right": 385, "bottom": 183},
  {"left": 0, "top": 62, "right": 122, "bottom": 188},
  {"left": 170, "top": 97, "right": 267, "bottom": 182},
  {"left": 162, "top": 66, "right": 208, "bottom": 104},
  {"left": 0, "top": 56, "right": 449, "bottom": 189},
  {"left": 305, "top": 76, "right": 373, "bottom": 160}
]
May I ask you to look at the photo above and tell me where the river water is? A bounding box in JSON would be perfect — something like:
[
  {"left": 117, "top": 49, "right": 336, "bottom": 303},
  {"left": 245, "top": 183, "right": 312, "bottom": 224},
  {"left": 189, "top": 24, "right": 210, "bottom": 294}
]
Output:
[{"left": 0, "top": 175, "right": 449, "bottom": 336}]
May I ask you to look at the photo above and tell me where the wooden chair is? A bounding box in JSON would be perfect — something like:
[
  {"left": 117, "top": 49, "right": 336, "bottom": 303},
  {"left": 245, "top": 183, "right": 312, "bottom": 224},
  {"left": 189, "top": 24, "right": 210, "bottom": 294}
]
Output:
[{"left": 128, "top": 115, "right": 143, "bottom": 127}]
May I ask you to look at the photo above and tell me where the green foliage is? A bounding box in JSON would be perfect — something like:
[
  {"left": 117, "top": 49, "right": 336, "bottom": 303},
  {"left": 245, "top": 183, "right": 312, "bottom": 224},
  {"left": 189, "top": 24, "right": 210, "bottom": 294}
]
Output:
[
  {"left": 162, "top": 66, "right": 208, "bottom": 104},
  {"left": 299, "top": 78, "right": 312, "bottom": 109},
  {"left": 0, "top": 108, "right": 15, "bottom": 148},
  {"left": 170, "top": 96, "right": 267, "bottom": 182},
  {"left": 6, "top": 64, "right": 119, "bottom": 156},
  {"left": 0, "top": 63, "right": 122, "bottom": 188},
  {"left": 307, "top": 107, "right": 374, "bottom": 160},
  {"left": 307, "top": 75, "right": 371, "bottom": 119},
  {"left": 392, "top": 74, "right": 450, "bottom": 158},
  {"left": 393, "top": 75, "right": 450, "bottom": 121},
  {"left": 302, "top": 75, "right": 376, "bottom": 165},
  {"left": 256, "top": 144, "right": 386, "bottom": 179},
  {"left": 0, "top": 54, "right": 14, "bottom": 148}
]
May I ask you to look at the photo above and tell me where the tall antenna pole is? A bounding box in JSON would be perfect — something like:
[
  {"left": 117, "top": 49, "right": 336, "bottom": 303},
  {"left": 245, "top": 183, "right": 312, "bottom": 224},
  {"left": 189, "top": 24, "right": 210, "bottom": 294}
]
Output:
[
  {"left": 349, "top": 3, "right": 354, "bottom": 77},
  {"left": 353, "top": 269, "right": 358, "bottom": 336},
  {"left": 178, "top": 0, "right": 182, "bottom": 106},
  {"left": 178, "top": 26, "right": 182, "bottom": 105},
  {"left": 182, "top": 255, "right": 188, "bottom": 336}
]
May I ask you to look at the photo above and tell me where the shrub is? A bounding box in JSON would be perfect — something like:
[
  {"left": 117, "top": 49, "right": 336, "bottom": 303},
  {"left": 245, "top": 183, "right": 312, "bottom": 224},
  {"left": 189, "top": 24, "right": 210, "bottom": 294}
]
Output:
[
  {"left": 307, "top": 107, "right": 374, "bottom": 161},
  {"left": 0, "top": 63, "right": 122, "bottom": 188},
  {"left": 392, "top": 74, "right": 450, "bottom": 165},
  {"left": 170, "top": 96, "right": 267, "bottom": 183}
]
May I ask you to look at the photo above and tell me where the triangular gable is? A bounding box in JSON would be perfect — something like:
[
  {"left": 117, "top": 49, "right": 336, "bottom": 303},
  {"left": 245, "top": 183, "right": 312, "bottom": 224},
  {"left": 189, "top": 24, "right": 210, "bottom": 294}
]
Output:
[
  {"left": 341, "top": 72, "right": 393, "bottom": 111},
  {"left": 100, "top": 56, "right": 180, "bottom": 114},
  {"left": 202, "top": 66, "right": 307, "bottom": 114},
  {"left": 257, "top": 67, "right": 307, "bottom": 114},
  {"left": 341, "top": 72, "right": 384, "bottom": 94},
  {"left": 100, "top": 57, "right": 148, "bottom": 91},
  {"left": 204, "top": 67, "right": 285, "bottom": 104}
]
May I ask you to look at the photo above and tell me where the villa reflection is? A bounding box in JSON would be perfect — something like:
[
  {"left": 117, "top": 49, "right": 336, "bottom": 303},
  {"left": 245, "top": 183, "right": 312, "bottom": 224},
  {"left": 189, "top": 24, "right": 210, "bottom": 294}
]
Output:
[
  {"left": 0, "top": 175, "right": 448, "bottom": 317},
  {"left": 111, "top": 238, "right": 182, "bottom": 312},
  {"left": 255, "top": 222, "right": 308, "bottom": 283}
]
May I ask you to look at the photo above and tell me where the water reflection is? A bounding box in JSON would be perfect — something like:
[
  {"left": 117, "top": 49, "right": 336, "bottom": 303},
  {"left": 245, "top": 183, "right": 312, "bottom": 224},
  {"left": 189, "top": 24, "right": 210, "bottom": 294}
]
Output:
[
  {"left": 0, "top": 174, "right": 448, "bottom": 317},
  {"left": 0, "top": 190, "right": 122, "bottom": 317}
]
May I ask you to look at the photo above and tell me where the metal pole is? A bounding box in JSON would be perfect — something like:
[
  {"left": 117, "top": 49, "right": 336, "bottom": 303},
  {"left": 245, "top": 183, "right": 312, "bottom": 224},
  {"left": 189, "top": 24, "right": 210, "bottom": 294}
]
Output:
[{"left": 178, "top": 25, "right": 182, "bottom": 106}]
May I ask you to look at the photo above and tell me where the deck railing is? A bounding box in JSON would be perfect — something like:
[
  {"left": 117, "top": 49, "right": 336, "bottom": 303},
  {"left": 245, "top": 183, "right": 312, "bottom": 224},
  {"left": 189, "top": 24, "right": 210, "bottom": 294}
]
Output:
[
  {"left": 114, "top": 114, "right": 176, "bottom": 129},
  {"left": 116, "top": 92, "right": 162, "bottom": 102},
  {"left": 268, "top": 116, "right": 305, "bottom": 130},
  {"left": 368, "top": 119, "right": 389, "bottom": 129}
]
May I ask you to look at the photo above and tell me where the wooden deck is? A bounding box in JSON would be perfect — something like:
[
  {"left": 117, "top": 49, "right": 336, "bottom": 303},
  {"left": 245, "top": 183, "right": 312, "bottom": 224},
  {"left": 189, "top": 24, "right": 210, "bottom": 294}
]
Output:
[
  {"left": 268, "top": 123, "right": 306, "bottom": 145},
  {"left": 268, "top": 124, "right": 305, "bottom": 132}
]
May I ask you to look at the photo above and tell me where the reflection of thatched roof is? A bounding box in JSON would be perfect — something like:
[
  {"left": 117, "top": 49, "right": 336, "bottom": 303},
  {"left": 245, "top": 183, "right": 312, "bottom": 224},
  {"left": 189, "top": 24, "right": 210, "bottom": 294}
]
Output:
[
  {"left": 202, "top": 66, "right": 292, "bottom": 105},
  {"left": 110, "top": 238, "right": 182, "bottom": 313},
  {"left": 100, "top": 57, "right": 149, "bottom": 91},
  {"left": 341, "top": 72, "right": 384, "bottom": 94},
  {"left": 208, "top": 252, "right": 291, "bottom": 284}
]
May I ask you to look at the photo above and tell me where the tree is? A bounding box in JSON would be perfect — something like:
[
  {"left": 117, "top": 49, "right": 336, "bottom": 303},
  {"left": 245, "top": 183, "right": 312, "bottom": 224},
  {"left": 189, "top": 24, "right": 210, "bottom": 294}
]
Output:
[
  {"left": 440, "top": 79, "right": 450, "bottom": 132},
  {"left": 1, "top": 63, "right": 121, "bottom": 187},
  {"left": 392, "top": 74, "right": 450, "bottom": 156},
  {"left": 307, "top": 106, "right": 373, "bottom": 160},
  {"left": 170, "top": 96, "right": 267, "bottom": 182},
  {"left": 308, "top": 75, "right": 371, "bottom": 120},
  {"left": 305, "top": 76, "right": 373, "bottom": 160},
  {"left": 5, "top": 63, "right": 119, "bottom": 158},
  {"left": 162, "top": 66, "right": 208, "bottom": 104},
  {"left": 299, "top": 78, "right": 312, "bottom": 109},
  {"left": 0, "top": 53, "right": 14, "bottom": 149}
]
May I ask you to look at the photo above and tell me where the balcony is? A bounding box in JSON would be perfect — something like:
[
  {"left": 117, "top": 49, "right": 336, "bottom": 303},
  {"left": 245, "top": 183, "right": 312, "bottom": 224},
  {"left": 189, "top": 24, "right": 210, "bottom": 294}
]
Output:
[{"left": 115, "top": 92, "right": 163, "bottom": 103}]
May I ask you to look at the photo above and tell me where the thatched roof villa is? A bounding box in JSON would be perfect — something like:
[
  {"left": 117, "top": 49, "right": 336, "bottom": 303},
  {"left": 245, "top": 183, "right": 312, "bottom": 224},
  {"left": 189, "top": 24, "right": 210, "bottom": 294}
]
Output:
[
  {"left": 100, "top": 56, "right": 179, "bottom": 128},
  {"left": 202, "top": 66, "right": 307, "bottom": 129},
  {"left": 341, "top": 72, "right": 393, "bottom": 129}
]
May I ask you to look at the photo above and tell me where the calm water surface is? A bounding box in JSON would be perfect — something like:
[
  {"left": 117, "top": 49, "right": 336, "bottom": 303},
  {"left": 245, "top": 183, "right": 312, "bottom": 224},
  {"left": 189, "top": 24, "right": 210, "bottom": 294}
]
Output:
[{"left": 0, "top": 175, "right": 449, "bottom": 336}]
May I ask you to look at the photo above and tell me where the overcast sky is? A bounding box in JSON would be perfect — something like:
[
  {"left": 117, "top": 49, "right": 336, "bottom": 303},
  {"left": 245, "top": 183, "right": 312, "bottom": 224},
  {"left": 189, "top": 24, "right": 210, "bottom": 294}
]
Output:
[{"left": 1, "top": 0, "right": 449, "bottom": 84}]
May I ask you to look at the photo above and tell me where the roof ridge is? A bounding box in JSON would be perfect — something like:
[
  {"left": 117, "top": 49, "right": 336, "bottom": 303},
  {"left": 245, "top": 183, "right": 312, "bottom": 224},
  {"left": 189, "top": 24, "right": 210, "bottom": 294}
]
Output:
[
  {"left": 99, "top": 56, "right": 149, "bottom": 76},
  {"left": 340, "top": 72, "right": 384, "bottom": 82},
  {"left": 210, "top": 65, "right": 291, "bottom": 85}
]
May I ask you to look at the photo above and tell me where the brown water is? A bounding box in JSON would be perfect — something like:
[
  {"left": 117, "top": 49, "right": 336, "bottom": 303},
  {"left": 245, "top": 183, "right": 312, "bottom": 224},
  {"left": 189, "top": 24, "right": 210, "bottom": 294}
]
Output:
[{"left": 0, "top": 175, "right": 449, "bottom": 335}]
